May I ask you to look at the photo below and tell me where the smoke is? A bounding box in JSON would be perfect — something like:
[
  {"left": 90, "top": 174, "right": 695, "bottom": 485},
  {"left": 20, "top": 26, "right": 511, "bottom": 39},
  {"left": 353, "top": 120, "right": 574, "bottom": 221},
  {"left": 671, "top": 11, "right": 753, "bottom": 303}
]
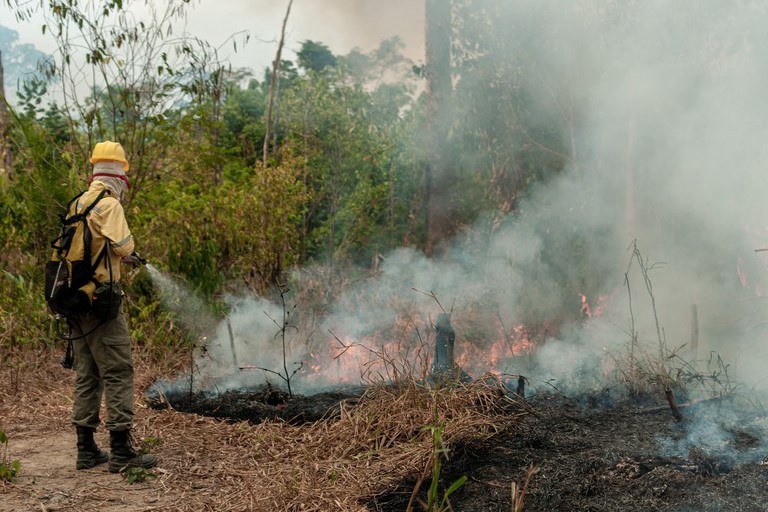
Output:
[
  {"left": 291, "top": 0, "right": 424, "bottom": 60},
  {"left": 438, "top": 0, "right": 768, "bottom": 392},
  {"left": 152, "top": 0, "right": 768, "bottom": 405},
  {"left": 657, "top": 401, "right": 768, "bottom": 467},
  {"left": 189, "top": 0, "right": 425, "bottom": 71}
]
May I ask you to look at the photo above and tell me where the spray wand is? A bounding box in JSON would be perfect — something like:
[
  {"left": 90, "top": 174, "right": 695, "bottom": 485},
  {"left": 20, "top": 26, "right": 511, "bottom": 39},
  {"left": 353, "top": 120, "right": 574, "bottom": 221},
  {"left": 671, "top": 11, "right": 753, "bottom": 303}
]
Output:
[{"left": 124, "top": 251, "right": 148, "bottom": 281}]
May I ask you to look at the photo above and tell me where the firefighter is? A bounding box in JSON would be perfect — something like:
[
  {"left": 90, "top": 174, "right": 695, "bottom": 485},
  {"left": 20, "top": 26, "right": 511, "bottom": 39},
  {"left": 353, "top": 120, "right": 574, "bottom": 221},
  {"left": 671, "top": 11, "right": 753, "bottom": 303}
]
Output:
[{"left": 70, "top": 141, "right": 157, "bottom": 473}]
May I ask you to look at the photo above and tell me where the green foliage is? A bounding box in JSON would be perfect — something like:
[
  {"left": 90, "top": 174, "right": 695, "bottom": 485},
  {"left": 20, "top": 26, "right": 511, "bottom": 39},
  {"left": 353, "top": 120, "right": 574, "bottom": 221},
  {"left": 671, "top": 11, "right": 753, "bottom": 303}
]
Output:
[
  {"left": 125, "top": 277, "right": 192, "bottom": 361},
  {"left": 133, "top": 152, "right": 307, "bottom": 293},
  {"left": 425, "top": 420, "right": 466, "bottom": 511},
  {"left": 0, "top": 271, "right": 49, "bottom": 338},
  {"left": 278, "top": 60, "right": 420, "bottom": 262},
  {"left": 0, "top": 270, "right": 52, "bottom": 387},
  {"left": 15, "top": 76, "right": 48, "bottom": 119},
  {"left": 297, "top": 40, "right": 337, "bottom": 73},
  {"left": 0, "top": 429, "right": 22, "bottom": 483},
  {"left": 139, "top": 436, "right": 163, "bottom": 455},
  {"left": 409, "top": 408, "right": 467, "bottom": 512},
  {"left": 123, "top": 466, "right": 157, "bottom": 484},
  {"left": 4, "top": 107, "right": 81, "bottom": 260}
]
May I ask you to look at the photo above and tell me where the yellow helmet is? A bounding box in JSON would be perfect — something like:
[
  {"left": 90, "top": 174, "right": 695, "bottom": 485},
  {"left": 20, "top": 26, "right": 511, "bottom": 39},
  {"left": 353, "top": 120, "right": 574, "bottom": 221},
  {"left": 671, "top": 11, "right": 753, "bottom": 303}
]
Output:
[{"left": 90, "top": 141, "right": 129, "bottom": 172}]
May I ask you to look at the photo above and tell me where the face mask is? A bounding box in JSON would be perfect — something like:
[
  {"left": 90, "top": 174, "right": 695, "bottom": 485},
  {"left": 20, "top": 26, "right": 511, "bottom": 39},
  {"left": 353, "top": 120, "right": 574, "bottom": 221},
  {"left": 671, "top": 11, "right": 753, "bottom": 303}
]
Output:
[
  {"left": 92, "top": 161, "right": 130, "bottom": 200},
  {"left": 94, "top": 176, "right": 128, "bottom": 201}
]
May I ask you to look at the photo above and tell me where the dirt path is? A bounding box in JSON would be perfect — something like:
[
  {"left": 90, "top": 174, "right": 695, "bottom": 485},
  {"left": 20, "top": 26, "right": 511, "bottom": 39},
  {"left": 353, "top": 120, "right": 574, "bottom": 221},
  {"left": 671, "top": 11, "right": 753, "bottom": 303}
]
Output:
[
  {"left": 0, "top": 361, "right": 233, "bottom": 512},
  {"left": 2, "top": 429, "right": 177, "bottom": 511}
]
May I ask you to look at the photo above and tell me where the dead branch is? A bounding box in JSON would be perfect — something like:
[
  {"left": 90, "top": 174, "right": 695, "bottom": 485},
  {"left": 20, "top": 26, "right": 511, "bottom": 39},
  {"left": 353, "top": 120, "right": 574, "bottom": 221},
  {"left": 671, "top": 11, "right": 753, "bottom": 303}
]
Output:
[
  {"left": 262, "top": 0, "right": 293, "bottom": 167},
  {"left": 638, "top": 396, "right": 726, "bottom": 415},
  {"left": 411, "top": 288, "right": 447, "bottom": 314}
]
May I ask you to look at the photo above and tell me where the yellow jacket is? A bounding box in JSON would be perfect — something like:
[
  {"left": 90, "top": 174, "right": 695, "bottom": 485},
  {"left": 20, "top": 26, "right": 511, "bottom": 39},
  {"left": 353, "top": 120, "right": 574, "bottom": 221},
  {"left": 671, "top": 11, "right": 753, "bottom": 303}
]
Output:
[{"left": 72, "top": 180, "right": 135, "bottom": 284}]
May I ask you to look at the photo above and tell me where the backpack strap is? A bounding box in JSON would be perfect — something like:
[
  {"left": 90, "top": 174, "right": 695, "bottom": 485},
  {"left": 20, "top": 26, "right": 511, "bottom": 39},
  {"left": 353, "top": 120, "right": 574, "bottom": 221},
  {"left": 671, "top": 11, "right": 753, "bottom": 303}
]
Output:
[
  {"left": 79, "top": 189, "right": 109, "bottom": 277},
  {"left": 57, "top": 191, "right": 86, "bottom": 224},
  {"left": 62, "top": 189, "right": 108, "bottom": 225},
  {"left": 66, "top": 190, "right": 86, "bottom": 211},
  {"left": 50, "top": 189, "right": 110, "bottom": 263}
]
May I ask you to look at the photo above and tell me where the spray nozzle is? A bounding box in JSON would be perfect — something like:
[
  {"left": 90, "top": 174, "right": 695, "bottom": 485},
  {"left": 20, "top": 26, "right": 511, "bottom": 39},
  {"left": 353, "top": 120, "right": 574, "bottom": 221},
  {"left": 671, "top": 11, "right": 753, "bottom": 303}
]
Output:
[{"left": 124, "top": 251, "right": 148, "bottom": 267}]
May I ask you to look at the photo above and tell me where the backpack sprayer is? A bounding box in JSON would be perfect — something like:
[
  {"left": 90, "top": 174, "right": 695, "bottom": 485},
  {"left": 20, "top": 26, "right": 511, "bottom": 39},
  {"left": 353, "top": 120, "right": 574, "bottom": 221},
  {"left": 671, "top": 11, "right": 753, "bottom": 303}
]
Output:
[{"left": 57, "top": 251, "right": 148, "bottom": 369}]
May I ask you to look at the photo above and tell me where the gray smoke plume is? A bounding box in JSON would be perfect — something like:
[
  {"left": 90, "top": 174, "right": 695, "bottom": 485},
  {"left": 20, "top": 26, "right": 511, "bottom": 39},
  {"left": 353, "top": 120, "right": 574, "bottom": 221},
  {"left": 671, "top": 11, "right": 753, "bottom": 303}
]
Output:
[
  {"left": 657, "top": 400, "right": 768, "bottom": 467},
  {"left": 157, "top": 0, "right": 768, "bottom": 405}
]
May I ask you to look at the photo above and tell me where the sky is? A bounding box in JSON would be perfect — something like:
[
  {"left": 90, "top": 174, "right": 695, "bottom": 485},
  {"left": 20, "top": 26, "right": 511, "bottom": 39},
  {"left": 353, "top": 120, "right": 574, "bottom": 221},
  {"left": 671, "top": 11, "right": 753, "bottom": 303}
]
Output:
[{"left": 0, "top": 0, "right": 425, "bottom": 74}]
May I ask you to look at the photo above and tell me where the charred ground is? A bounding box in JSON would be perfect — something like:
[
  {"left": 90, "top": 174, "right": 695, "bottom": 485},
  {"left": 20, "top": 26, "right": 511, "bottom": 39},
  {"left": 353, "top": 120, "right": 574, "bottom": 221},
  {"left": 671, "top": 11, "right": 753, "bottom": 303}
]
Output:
[
  {"left": 374, "top": 393, "right": 768, "bottom": 512},
  {"left": 148, "top": 379, "right": 768, "bottom": 511},
  {"left": 151, "top": 376, "right": 768, "bottom": 512}
]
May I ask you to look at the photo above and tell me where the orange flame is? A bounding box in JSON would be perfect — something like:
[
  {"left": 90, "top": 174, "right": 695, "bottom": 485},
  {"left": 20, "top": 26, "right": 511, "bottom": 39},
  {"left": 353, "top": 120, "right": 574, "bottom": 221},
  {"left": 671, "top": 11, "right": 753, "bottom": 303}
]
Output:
[{"left": 579, "top": 293, "right": 592, "bottom": 317}]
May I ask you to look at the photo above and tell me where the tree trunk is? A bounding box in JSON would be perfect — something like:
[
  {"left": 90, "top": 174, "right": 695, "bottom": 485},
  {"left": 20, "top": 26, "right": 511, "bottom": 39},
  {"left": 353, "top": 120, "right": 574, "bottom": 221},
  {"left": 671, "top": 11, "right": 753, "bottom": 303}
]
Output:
[
  {"left": 263, "top": 0, "right": 294, "bottom": 169},
  {"left": 0, "top": 50, "right": 12, "bottom": 179},
  {"left": 625, "top": 80, "right": 636, "bottom": 243},
  {"left": 424, "top": 0, "right": 453, "bottom": 255}
]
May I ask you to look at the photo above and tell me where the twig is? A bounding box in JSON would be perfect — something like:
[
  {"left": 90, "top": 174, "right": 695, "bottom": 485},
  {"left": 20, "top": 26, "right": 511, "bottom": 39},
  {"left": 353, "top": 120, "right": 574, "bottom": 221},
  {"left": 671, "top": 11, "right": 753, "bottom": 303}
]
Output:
[
  {"left": 226, "top": 318, "right": 238, "bottom": 368},
  {"left": 411, "top": 288, "right": 447, "bottom": 314},
  {"left": 512, "top": 464, "right": 538, "bottom": 512},
  {"left": 496, "top": 311, "right": 515, "bottom": 357},
  {"left": 664, "top": 387, "right": 683, "bottom": 422}
]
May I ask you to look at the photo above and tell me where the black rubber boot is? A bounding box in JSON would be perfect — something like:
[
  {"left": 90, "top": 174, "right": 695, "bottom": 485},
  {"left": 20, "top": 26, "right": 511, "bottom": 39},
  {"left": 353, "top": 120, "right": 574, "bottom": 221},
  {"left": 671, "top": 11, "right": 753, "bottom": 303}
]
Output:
[
  {"left": 76, "top": 426, "right": 109, "bottom": 470},
  {"left": 108, "top": 429, "right": 158, "bottom": 474}
]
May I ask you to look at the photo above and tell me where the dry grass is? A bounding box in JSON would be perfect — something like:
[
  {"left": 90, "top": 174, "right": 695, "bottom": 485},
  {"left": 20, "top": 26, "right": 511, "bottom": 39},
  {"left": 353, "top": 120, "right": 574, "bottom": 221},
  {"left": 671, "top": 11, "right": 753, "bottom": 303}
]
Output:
[{"left": 1, "top": 350, "right": 523, "bottom": 511}]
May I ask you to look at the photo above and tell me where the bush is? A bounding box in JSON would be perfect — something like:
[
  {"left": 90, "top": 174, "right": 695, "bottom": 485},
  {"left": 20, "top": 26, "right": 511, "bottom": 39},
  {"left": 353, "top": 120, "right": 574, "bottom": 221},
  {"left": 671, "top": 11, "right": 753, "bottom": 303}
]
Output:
[{"left": 0, "top": 430, "right": 22, "bottom": 483}]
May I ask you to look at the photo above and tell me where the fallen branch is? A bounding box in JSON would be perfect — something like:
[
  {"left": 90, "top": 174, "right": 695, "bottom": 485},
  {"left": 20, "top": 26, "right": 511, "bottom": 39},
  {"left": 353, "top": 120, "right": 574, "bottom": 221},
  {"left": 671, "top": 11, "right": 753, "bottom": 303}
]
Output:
[{"left": 638, "top": 396, "right": 726, "bottom": 415}]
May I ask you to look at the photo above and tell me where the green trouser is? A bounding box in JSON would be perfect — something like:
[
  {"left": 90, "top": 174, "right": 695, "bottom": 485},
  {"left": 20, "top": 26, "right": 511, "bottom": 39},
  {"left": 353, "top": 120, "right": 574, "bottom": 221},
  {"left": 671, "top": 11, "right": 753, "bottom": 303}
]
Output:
[{"left": 70, "top": 306, "right": 134, "bottom": 432}]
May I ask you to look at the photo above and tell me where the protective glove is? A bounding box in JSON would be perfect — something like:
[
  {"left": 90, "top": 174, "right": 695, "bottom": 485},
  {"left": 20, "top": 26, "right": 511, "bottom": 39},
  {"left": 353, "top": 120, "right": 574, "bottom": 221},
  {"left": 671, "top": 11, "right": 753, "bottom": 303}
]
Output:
[{"left": 122, "top": 251, "right": 147, "bottom": 267}]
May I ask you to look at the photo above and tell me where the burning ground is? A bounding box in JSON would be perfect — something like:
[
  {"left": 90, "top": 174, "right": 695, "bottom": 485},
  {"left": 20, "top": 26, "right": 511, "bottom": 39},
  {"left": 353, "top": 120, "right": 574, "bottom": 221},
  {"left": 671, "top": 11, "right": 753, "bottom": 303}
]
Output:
[{"left": 132, "top": 223, "right": 768, "bottom": 510}]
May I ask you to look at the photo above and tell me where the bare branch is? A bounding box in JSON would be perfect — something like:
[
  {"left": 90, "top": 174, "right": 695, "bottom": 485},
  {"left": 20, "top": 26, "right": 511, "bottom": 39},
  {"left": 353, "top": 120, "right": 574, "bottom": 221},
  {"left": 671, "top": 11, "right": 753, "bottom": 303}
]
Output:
[{"left": 262, "top": 0, "right": 293, "bottom": 167}]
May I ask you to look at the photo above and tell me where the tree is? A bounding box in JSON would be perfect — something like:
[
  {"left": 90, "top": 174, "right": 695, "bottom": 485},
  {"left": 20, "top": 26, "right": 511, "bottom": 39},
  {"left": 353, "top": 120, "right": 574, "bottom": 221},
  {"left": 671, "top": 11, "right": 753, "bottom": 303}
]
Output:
[
  {"left": 297, "top": 40, "right": 337, "bottom": 73},
  {"left": 263, "top": 0, "right": 294, "bottom": 167},
  {"left": 0, "top": 25, "right": 48, "bottom": 89},
  {"left": 0, "top": 50, "right": 12, "bottom": 177},
  {"left": 17, "top": 0, "right": 238, "bottom": 197}
]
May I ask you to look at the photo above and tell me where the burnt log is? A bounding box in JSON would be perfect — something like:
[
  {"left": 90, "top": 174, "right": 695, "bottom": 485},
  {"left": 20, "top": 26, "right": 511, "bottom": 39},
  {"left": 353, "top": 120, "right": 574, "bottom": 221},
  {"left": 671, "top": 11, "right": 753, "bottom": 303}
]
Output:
[
  {"left": 146, "top": 384, "right": 363, "bottom": 424},
  {"left": 430, "top": 313, "right": 470, "bottom": 385}
]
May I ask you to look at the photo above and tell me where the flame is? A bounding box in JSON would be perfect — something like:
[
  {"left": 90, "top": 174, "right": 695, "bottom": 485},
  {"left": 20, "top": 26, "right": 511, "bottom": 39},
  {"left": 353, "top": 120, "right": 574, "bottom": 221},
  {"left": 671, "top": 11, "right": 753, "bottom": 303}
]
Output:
[
  {"left": 578, "top": 293, "right": 608, "bottom": 318},
  {"left": 579, "top": 293, "right": 592, "bottom": 317},
  {"left": 295, "top": 311, "right": 541, "bottom": 388}
]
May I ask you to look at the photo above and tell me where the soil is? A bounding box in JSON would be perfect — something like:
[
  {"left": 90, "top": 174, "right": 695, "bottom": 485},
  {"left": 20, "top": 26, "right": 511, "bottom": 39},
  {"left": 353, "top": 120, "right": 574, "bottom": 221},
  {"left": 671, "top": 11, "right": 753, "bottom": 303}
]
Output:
[
  {"left": 1, "top": 431, "right": 177, "bottom": 512},
  {"left": 371, "top": 393, "right": 768, "bottom": 512}
]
